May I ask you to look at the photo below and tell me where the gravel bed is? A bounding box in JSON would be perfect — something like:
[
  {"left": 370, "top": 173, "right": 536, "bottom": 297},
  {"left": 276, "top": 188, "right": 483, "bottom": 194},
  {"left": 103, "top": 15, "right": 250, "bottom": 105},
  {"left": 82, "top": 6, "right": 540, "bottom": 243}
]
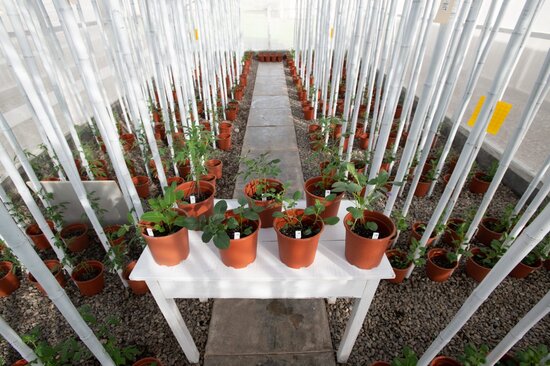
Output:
[
  {"left": 0, "top": 60, "right": 258, "bottom": 365},
  {"left": 284, "top": 65, "right": 550, "bottom": 364}
]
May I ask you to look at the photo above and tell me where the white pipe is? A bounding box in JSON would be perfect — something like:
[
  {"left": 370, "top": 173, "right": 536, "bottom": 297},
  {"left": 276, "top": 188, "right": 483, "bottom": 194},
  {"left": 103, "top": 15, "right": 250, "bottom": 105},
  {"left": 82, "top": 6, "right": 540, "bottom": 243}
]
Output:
[
  {"left": 0, "top": 315, "right": 42, "bottom": 365},
  {"left": 514, "top": 153, "right": 550, "bottom": 215}
]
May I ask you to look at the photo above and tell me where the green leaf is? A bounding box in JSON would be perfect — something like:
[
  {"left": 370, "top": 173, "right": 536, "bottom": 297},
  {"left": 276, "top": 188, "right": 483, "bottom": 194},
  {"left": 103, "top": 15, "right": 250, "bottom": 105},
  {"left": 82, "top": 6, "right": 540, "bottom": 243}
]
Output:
[
  {"left": 141, "top": 211, "right": 164, "bottom": 223},
  {"left": 303, "top": 206, "right": 315, "bottom": 216},
  {"left": 243, "top": 210, "right": 260, "bottom": 221},
  {"left": 323, "top": 216, "right": 340, "bottom": 225},
  {"left": 202, "top": 231, "right": 213, "bottom": 243},
  {"left": 272, "top": 211, "right": 284, "bottom": 218},
  {"left": 348, "top": 207, "right": 363, "bottom": 220},
  {"left": 214, "top": 200, "right": 228, "bottom": 215},
  {"left": 213, "top": 231, "right": 231, "bottom": 249},
  {"left": 237, "top": 197, "right": 248, "bottom": 206},
  {"left": 293, "top": 190, "right": 302, "bottom": 201},
  {"left": 325, "top": 193, "right": 336, "bottom": 201},
  {"left": 174, "top": 216, "right": 197, "bottom": 229},
  {"left": 366, "top": 221, "right": 378, "bottom": 231}
]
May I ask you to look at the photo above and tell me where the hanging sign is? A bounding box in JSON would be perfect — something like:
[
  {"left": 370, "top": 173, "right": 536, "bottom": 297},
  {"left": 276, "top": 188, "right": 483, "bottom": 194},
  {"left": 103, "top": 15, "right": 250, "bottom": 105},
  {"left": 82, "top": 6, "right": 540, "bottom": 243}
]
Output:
[
  {"left": 467, "top": 96, "right": 512, "bottom": 135},
  {"left": 434, "top": 0, "right": 455, "bottom": 24},
  {"left": 194, "top": 28, "right": 199, "bottom": 41}
]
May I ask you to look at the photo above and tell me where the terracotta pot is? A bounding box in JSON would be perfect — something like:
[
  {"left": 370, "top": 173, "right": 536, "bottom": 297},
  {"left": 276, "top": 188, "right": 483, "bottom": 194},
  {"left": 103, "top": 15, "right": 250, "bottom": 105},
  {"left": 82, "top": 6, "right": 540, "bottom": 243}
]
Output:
[
  {"left": 154, "top": 123, "right": 166, "bottom": 140},
  {"left": 414, "top": 179, "right": 432, "bottom": 197},
  {"left": 132, "top": 176, "right": 151, "bottom": 199},
  {"left": 235, "top": 88, "right": 244, "bottom": 101},
  {"left": 205, "top": 159, "right": 223, "bottom": 179},
  {"left": 410, "top": 222, "right": 437, "bottom": 247},
  {"left": 25, "top": 220, "right": 55, "bottom": 251},
  {"left": 123, "top": 261, "right": 148, "bottom": 295},
  {"left": 176, "top": 180, "right": 216, "bottom": 219},
  {"left": 166, "top": 176, "right": 185, "bottom": 187},
  {"left": 274, "top": 209, "right": 324, "bottom": 269},
  {"left": 243, "top": 178, "right": 284, "bottom": 228},
  {"left": 104, "top": 225, "right": 125, "bottom": 247},
  {"left": 425, "top": 249, "right": 458, "bottom": 282},
  {"left": 386, "top": 249, "right": 411, "bottom": 284},
  {"left": 60, "top": 223, "right": 90, "bottom": 253},
  {"left": 216, "top": 133, "right": 232, "bottom": 151},
  {"left": 509, "top": 258, "right": 542, "bottom": 278},
  {"left": 497, "top": 354, "right": 518, "bottom": 365},
  {"left": 71, "top": 260, "right": 105, "bottom": 296},
  {"left": 28, "top": 259, "right": 66, "bottom": 294},
  {"left": 443, "top": 174, "right": 451, "bottom": 186},
  {"left": 429, "top": 356, "right": 461, "bottom": 366},
  {"left": 380, "top": 163, "right": 390, "bottom": 173},
  {"left": 442, "top": 218, "right": 465, "bottom": 245},
  {"left": 226, "top": 107, "right": 237, "bottom": 121},
  {"left": 132, "top": 358, "right": 163, "bottom": 366},
  {"left": 344, "top": 211, "right": 396, "bottom": 269},
  {"left": 218, "top": 214, "right": 260, "bottom": 269},
  {"left": 466, "top": 248, "right": 492, "bottom": 283},
  {"left": 120, "top": 133, "right": 135, "bottom": 151},
  {"left": 200, "top": 173, "right": 217, "bottom": 188},
  {"left": 0, "top": 261, "right": 20, "bottom": 297},
  {"left": 310, "top": 139, "right": 324, "bottom": 151},
  {"left": 358, "top": 133, "right": 369, "bottom": 150},
  {"left": 303, "top": 106, "right": 314, "bottom": 120},
  {"left": 469, "top": 172, "right": 491, "bottom": 194},
  {"left": 177, "top": 162, "right": 192, "bottom": 180},
  {"left": 304, "top": 176, "right": 344, "bottom": 218},
  {"left": 219, "top": 121, "right": 233, "bottom": 135},
  {"left": 370, "top": 362, "right": 390, "bottom": 366},
  {"left": 331, "top": 124, "right": 342, "bottom": 139},
  {"left": 475, "top": 217, "right": 504, "bottom": 246},
  {"left": 199, "top": 120, "right": 212, "bottom": 131},
  {"left": 142, "top": 219, "right": 190, "bottom": 266}
]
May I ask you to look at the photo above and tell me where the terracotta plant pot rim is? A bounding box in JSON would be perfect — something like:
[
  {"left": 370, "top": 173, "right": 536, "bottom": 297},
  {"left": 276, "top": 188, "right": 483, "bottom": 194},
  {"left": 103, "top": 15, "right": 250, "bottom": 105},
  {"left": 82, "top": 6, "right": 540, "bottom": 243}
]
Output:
[
  {"left": 273, "top": 209, "right": 324, "bottom": 241},
  {"left": 480, "top": 217, "right": 505, "bottom": 235},
  {"left": 205, "top": 159, "right": 222, "bottom": 167},
  {"left": 0, "top": 261, "right": 14, "bottom": 280},
  {"left": 343, "top": 211, "right": 394, "bottom": 240},
  {"left": 386, "top": 249, "right": 412, "bottom": 270},
  {"left": 132, "top": 176, "right": 150, "bottom": 186},
  {"left": 29, "top": 259, "right": 62, "bottom": 282},
  {"left": 71, "top": 260, "right": 104, "bottom": 283},
  {"left": 304, "top": 176, "right": 344, "bottom": 199},
  {"left": 60, "top": 223, "right": 88, "bottom": 239},
  {"left": 427, "top": 249, "right": 458, "bottom": 270},
  {"left": 25, "top": 220, "right": 54, "bottom": 236}
]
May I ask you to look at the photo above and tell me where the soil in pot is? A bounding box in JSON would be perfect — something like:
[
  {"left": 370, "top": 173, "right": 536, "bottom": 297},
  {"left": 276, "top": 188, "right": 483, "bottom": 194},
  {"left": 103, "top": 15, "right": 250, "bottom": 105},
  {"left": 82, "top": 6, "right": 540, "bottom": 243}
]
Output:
[
  {"left": 123, "top": 261, "right": 148, "bottom": 295},
  {"left": 28, "top": 259, "right": 66, "bottom": 294},
  {"left": 386, "top": 249, "right": 411, "bottom": 284},
  {"left": 410, "top": 222, "right": 437, "bottom": 246},
  {"left": 475, "top": 217, "right": 505, "bottom": 246},
  {"left": 60, "top": 223, "right": 90, "bottom": 253},
  {"left": 425, "top": 249, "right": 458, "bottom": 282},
  {"left": 218, "top": 215, "right": 259, "bottom": 269},
  {"left": 344, "top": 211, "right": 396, "bottom": 269},
  {"left": 132, "top": 176, "right": 151, "bottom": 199},
  {"left": 205, "top": 159, "right": 223, "bottom": 179},
  {"left": 0, "top": 261, "right": 20, "bottom": 297},
  {"left": 274, "top": 209, "right": 324, "bottom": 268},
  {"left": 25, "top": 220, "right": 55, "bottom": 251},
  {"left": 465, "top": 248, "right": 492, "bottom": 283},
  {"left": 243, "top": 179, "right": 284, "bottom": 228},
  {"left": 414, "top": 179, "right": 432, "bottom": 197},
  {"left": 71, "top": 260, "right": 105, "bottom": 296},
  {"left": 176, "top": 180, "right": 216, "bottom": 219},
  {"left": 509, "top": 257, "right": 542, "bottom": 279},
  {"left": 304, "top": 176, "right": 344, "bottom": 218}
]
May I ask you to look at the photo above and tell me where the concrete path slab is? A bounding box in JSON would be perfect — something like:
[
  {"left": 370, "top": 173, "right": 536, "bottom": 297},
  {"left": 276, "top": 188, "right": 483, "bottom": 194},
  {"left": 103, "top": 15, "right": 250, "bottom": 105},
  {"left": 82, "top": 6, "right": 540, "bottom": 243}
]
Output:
[
  {"left": 247, "top": 108, "right": 293, "bottom": 127},
  {"left": 204, "top": 299, "right": 335, "bottom": 366},
  {"left": 251, "top": 96, "right": 291, "bottom": 110},
  {"left": 253, "top": 82, "right": 289, "bottom": 96},
  {"left": 243, "top": 126, "right": 298, "bottom": 151}
]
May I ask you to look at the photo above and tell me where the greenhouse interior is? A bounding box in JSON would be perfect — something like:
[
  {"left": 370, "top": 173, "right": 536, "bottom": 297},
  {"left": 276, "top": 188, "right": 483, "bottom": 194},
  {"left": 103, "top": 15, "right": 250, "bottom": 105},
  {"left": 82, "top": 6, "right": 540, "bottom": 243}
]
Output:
[{"left": 0, "top": 0, "right": 548, "bottom": 365}]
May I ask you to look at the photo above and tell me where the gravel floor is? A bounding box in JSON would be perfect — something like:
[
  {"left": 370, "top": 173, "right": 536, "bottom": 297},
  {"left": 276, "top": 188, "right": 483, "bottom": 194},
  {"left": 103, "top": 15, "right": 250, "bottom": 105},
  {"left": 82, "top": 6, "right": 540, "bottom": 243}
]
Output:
[
  {"left": 284, "top": 65, "right": 550, "bottom": 364},
  {"left": 0, "top": 61, "right": 257, "bottom": 366}
]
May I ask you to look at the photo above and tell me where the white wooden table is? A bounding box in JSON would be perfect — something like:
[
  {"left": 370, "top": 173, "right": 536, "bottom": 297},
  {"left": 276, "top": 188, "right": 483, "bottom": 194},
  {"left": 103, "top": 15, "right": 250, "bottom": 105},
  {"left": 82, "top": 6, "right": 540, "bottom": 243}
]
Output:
[{"left": 131, "top": 200, "right": 395, "bottom": 363}]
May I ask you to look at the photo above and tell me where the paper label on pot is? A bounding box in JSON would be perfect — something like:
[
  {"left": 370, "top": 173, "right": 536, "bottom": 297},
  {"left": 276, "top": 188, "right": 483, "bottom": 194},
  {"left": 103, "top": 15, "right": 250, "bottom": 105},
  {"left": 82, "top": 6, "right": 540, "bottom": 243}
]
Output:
[
  {"left": 146, "top": 228, "right": 154, "bottom": 237},
  {"left": 372, "top": 232, "right": 379, "bottom": 239},
  {"left": 190, "top": 195, "right": 196, "bottom": 204},
  {"left": 234, "top": 232, "right": 240, "bottom": 239},
  {"left": 295, "top": 230, "right": 302, "bottom": 239},
  {"left": 325, "top": 190, "right": 330, "bottom": 197},
  {"left": 434, "top": 0, "right": 455, "bottom": 24},
  {"left": 262, "top": 196, "right": 267, "bottom": 201}
]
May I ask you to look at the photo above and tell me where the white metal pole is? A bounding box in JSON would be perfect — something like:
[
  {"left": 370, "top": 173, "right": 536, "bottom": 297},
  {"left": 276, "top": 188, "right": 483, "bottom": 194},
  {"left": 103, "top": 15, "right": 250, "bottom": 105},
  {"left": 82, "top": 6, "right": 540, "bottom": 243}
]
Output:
[{"left": 0, "top": 315, "right": 42, "bottom": 365}]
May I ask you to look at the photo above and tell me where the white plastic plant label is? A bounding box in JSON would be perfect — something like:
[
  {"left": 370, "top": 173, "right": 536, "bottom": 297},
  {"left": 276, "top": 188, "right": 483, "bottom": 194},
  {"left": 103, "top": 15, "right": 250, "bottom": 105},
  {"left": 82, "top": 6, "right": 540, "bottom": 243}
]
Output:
[
  {"left": 146, "top": 228, "right": 154, "bottom": 237},
  {"left": 262, "top": 196, "right": 267, "bottom": 201},
  {"left": 295, "top": 230, "right": 302, "bottom": 239},
  {"left": 234, "top": 232, "right": 241, "bottom": 240},
  {"left": 372, "top": 232, "right": 379, "bottom": 240},
  {"left": 190, "top": 195, "right": 196, "bottom": 204},
  {"left": 434, "top": 0, "right": 455, "bottom": 24},
  {"left": 324, "top": 190, "right": 331, "bottom": 197}
]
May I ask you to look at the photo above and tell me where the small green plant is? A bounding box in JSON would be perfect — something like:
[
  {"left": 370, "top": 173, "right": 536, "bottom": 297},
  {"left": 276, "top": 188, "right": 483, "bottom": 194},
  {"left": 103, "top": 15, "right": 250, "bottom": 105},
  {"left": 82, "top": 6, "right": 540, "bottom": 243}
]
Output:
[
  {"left": 201, "top": 198, "right": 264, "bottom": 249},
  {"left": 446, "top": 245, "right": 470, "bottom": 265},
  {"left": 0, "top": 245, "right": 20, "bottom": 269},
  {"left": 516, "top": 344, "right": 549, "bottom": 365},
  {"left": 391, "top": 346, "right": 418, "bottom": 366},
  {"left": 423, "top": 159, "right": 438, "bottom": 182},
  {"left": 488, "top": 204, "right": 519, "bottom": 234},
  {"left": 391, "top": 211, "right": 408, "bottom": 232},
  {"left": 22, "top": 326, "right": 90, "bottom": 365},
  {"left": 390, "top": 238, "right": 426, "bottom": 269},
  {"left": 239, "top": 152, "right": 283, "bottom": 199},
  {"left": 139, "top": 183, "right": 198, "bottom": 236},
  {"left": 104, "top": 244, "right": 127, "bottom": 273},
  {"left": 477, "top": 236, "right": 511, "bottom": 268},
  {"left": 79, "top": 305, "right": 139, "bottom": 365},
  {"left": 459, "top": 343, "right": 489, "bottom": 366},
  {"left": 6, "top": 197, "right": 32, "bottom": 226}
]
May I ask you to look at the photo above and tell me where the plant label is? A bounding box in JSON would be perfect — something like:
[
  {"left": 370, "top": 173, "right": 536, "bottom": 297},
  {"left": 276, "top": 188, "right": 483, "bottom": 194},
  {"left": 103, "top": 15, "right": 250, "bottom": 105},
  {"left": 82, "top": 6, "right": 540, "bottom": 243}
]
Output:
[
  {"left": 261, "top": 196, "right": 267, "bottom": 201},
  {"left": 372, "top": 232, "right": 379, "bottom": 240},
  {"left": 234, "top": 232, "right": 240, "bottom": 239},
  {"left": 295, "top": 230, "right": 302, "bottom": 239},
  {"left": 434, "top": 0, "right": 455, "bottom": 24},
  {"left": 146, "top": 228, "right": 154, "bottom": 237},
  {"left": 190, "top": 195, "right": 196, "bottom": 204},
  {"left": 324, "top": 190, "right": 331, "bottom": 197}
]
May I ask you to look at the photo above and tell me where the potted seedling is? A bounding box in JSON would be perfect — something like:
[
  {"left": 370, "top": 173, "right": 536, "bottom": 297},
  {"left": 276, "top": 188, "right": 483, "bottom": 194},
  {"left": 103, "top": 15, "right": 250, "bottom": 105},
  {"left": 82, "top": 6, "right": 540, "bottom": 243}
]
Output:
[
  {"left": 71, "top": 260, "right": 105, "bottom": 296},
  {"left": 509, "top": 243, "right": 544, "bottom": 278},
  {"left": 28, "top": 259, "right": 66, "bottom": 294},
  {"left": 386, "top": 239, "right": 426, "bottom": 283},
  {"left": 272, "top": 191, "right": 339, "bottom": 268},
  {"left": 466, "top": 236, "right": 509, "bottom": 283},
  {"left": 430, "top": 356, "right": 461, "bottom": 366},
  {"left": 409, "top": 221, "right": 443, "bottom": 247},
  {"left": 201, "top": 199, "right": 263, "bottom": 268},
  {"left": 458, "top": 343, "right": 489, "bottom": 366},
  {"left": 0, "top": 247, "right": 20, "bottom": 297},
  {"left": 442, "top": 217, "right": 469, "bottom": 246},
  {"left": 22, "top": 326, "right": 90, "bottom": 365},
  {"left": 476, "top": 205, "right": 518, "bottom": 246},
  {"left": 139, "top": 183, "right": 198, "bottom": 266},
  {"left": 380, "top": 150, "right": 395, "bottom": 173},
  {"left": 515, "top": 345, "right": 549, "bottom": 365},
  {"left": 425, "top": 244, "right": 466, "bottom": 283},
  {"left": 24, "top": 191, "right": 66, "bottom": 251},
  {"left": 332, "top": 167, "right": 397, "bottom": 269},
  {"left": 414, "top": 160, "right": 438, "bottom": 197},
  {"left": 240, "top": 152, "right": 285, "bottom": 228},
  {"left": 391, "top": 347, "right": 419, "bottom": 366},
  {"left": 469, "top": 161, "right": 498, "bottom": 194},
  {"left": 175, "top": 124, "right": 216, "bottom": 219}
]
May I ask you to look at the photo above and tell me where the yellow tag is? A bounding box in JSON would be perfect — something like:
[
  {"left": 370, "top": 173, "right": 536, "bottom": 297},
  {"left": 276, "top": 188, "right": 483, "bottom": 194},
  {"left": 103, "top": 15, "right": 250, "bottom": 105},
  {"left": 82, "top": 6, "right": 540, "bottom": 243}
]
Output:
[
  {"left": 487, "top": 101, "right": 512, "bottom": 135},
  {"left": 330, "top": 27, "right": 334, "bottom": 39},
  {"left": 194, "top": 29, "right": 199, "bottom": 41},
  {"left": 467, "top": 96, "right": 485, "bottom": 127}
]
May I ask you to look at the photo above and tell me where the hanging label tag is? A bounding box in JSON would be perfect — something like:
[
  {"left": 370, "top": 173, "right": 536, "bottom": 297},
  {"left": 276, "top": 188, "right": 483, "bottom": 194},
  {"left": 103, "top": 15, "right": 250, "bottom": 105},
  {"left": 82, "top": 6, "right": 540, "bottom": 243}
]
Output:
[
  {"left": 262, "top": 196, "right": 267, "bottom": 202},
  {"left": 487, "top": 101, "right": 512, "bottom": 135},
  {"left": 324, "top": 190, "right": 331, "bottom": 197},
  {"left": 146, "top": 228, "right": 154, "bottom": 237},
  {"left": 234, "top": 232, "right": 241, "bottom": 240},
  {"left": 295, "top": 231, "right": 302, "bottom": 239},
  {"left": 434, "top": 0, "right": 455, "bottom": 24},
  {"left": 372, "top": 232, "right": 379, "bottom": 240},
  {"left": 190, "top": 195, "right": 196, "bottom": 204}
]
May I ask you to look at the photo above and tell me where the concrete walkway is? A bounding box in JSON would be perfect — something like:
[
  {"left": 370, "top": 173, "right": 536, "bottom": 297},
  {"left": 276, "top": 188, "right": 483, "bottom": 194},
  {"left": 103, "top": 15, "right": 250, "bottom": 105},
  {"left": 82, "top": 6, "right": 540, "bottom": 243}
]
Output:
[{"left": 205, "top": 62, "right": 335, "bottom": 366}]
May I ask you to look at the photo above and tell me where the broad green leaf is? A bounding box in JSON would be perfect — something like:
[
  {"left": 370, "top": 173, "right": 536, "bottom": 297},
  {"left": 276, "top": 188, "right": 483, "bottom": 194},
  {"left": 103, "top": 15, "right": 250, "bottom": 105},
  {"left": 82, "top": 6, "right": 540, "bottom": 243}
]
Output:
[
  {"left": 366, "top": 221, "right": 378, "bottom": 231},
  {"left": 214, "top": 200, "right": 228, "bottom": 214},
  {"left": 141, "top": 211, "right": 164, "bottom": 223},
  {"left": 303, "top": 206, "right": 315, "bottom": 216},
  {"left": 243, "top": 211, "right": 259, "bottom": 221},
  {"left": 323, "top": 216, "right": 340, "bottom": 225},
  {"left": 293, "top": 190, "right": 302, "bottom": 201},
  {"left": 213, "top": 231, "right": 231, "bottom": 249},
  {"left": 325, "top": 193, "right": 336, "bottom": 201},
  {"left": 272, "top": 211, "right": 284, "bottom": 218},
  {"left": 202, "top": 231, "right": 213, "bottom": 243}
]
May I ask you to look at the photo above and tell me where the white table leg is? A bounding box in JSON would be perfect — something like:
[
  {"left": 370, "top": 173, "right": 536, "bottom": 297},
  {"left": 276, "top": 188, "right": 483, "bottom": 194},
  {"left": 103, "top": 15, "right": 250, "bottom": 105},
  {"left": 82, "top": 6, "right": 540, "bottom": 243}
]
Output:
[
  {"left": 146, "top": 280, "right": 200, "bottom": 363},
  {"left": 199, "top": 298, "right": 208, "bottom": 303},
  {"left": 336, "top": 279, "right": 380, "bottom": 363},
  {"left": 327, "top": 297, "right": 337, "bottom": 304}
]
